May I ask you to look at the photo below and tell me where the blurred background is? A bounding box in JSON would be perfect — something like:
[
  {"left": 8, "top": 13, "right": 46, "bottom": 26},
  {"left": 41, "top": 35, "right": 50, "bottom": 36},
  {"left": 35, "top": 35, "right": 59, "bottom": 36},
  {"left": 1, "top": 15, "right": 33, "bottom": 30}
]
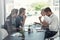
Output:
[
  {"left": 0, "top": 0, "right": 59, "bottom": 40},
  {"left": 5, "top": 0, "right": 59, "bottom": 25}
]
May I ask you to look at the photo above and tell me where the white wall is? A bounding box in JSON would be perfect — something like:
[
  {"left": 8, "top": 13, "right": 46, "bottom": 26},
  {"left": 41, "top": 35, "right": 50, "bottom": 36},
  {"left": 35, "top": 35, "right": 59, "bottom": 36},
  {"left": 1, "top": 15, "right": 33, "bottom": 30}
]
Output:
[
  {"left": 59, "top": 0, "right": 60, "bottom": 31},
  {"left": 0, "top": 0, "right": 4, "bottom": 28}
]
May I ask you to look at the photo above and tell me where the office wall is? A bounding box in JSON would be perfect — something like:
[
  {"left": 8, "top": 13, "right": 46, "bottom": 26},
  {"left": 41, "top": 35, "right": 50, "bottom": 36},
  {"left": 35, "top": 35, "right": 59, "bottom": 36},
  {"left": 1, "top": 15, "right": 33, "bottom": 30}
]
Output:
[
  {"left": 59, "top": 0, "right": 60, "bottom": 30},
  {"left": 0, "top": 0, "right": 4, "bottom": 28}
]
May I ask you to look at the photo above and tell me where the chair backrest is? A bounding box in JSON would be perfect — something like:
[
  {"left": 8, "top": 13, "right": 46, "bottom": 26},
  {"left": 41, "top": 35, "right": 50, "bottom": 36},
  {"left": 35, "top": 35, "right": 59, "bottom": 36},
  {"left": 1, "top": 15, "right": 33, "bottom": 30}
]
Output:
[
  {"left": 51, "top": 30, "right": 59, "bottom": 38},
  {"left": 0, "top": 29, "right": 8, "bottom": 39}
]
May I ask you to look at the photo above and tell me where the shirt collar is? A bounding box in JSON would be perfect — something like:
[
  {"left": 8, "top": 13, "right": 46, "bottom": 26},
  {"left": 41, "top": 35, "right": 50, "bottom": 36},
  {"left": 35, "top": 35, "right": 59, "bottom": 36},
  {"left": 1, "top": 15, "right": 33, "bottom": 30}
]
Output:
[{"left": 50, "top": 13, "right": 54, "bottom": 18}]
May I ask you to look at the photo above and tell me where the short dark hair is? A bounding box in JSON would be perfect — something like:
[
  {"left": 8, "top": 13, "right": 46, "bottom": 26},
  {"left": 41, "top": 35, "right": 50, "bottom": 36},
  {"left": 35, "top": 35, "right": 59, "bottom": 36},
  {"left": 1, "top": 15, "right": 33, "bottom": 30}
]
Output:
[
  {"left": 19, "top": 8, "right": 25, "bottom": 15},
  {"left": 44, "top": 7, "right": 52, "bottom": 12}
]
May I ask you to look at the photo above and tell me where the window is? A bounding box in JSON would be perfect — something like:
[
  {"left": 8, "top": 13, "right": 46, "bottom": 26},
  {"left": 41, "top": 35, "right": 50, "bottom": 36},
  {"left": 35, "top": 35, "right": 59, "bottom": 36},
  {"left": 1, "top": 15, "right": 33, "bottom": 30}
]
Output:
[{"left": 5, "top": 0, "right": 59, "bottom": 25}]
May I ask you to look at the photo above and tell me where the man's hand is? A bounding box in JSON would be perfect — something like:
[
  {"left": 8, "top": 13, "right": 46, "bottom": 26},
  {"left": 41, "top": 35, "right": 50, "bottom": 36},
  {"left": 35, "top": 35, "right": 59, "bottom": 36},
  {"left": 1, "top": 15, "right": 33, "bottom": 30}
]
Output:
[
  {"left": 23, "top": 15, "right": 26, "bottom": 19},
  {"left": 42, "top": 20, "right": 49, "bottom": 26},
  {"left": 23, "top": 15, "right": 27, "bottom": 26}
]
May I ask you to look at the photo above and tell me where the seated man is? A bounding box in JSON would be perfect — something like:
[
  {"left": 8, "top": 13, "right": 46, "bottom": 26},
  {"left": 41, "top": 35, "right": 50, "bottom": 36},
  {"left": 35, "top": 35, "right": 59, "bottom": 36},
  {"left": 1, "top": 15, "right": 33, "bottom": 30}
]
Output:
[
  {"left": 39, "top": 9, "right": 51, "bottom": 29},
  {"left": 35, "top": 9, "right": 51, "bottom": 29},
  {"left": 15, "top": 8, "right": 26, "bottom": 32},
  {"left": 41, "top": 7, "right": 58, "bottom": 40},
  {"left": 15, "top": 8, "right": 26, "bottom": 39}
]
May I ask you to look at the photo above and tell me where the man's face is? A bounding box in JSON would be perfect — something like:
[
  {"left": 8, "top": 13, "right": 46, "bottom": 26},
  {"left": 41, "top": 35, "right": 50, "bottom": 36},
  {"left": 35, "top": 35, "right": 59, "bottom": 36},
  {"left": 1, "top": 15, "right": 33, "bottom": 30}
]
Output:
[
  {"left": 22, "top": 10, "right": 25, "bottom": 15},
  {"left": 45, "top": 12, "right": 51, "bottom": 16}
]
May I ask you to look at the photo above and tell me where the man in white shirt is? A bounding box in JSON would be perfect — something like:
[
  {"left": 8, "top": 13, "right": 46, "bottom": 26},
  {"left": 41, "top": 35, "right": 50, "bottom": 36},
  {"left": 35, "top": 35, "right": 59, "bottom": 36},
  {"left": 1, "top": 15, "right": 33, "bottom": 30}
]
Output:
[
  {"left": 39, "top": 9, "right": 51, "bottom": 29},
  {"left": 41, "top": 9, "right": 51, "bottom": 24},
  {"left": 39, "top": 7, "right": 58, "bottom": 40}
]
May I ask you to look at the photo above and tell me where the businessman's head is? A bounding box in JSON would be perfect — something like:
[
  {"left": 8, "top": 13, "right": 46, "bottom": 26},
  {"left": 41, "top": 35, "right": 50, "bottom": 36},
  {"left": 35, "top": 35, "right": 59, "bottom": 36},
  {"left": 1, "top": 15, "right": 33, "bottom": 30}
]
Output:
[
  {"left": 44, "top": 7, "right": 52, "bottom": 16},
  {"left": 19, "top": 8, "right": 26, "bottom": 16}
]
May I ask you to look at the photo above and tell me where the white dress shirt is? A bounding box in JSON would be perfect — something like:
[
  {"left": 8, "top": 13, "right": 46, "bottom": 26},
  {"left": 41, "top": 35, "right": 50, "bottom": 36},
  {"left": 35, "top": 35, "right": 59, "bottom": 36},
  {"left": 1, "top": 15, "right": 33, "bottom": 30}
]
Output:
[
  {"left": 41, "top": 15, "right": 51, "bottom": 24},
  {"left": 49, "top": 14, "right": 58, "bottom": 31}
]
